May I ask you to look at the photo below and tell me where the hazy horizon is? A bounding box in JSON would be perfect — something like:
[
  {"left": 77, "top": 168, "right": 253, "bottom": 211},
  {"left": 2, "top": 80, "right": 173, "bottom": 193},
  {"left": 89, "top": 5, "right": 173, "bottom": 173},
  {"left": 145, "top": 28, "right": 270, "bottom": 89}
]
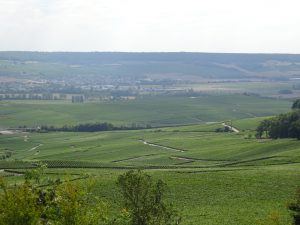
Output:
[
  {"left": 1, "top": 0, "right": 300, "bottom": 53},
  {"left": 1, "top": 51, "right": 300, "bottom": 55}
]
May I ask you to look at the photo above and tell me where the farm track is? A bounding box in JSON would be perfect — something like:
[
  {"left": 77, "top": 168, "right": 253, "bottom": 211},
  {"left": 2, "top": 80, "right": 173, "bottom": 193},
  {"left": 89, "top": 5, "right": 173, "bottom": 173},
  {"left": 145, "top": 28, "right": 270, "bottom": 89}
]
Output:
[
  {"left": 28, "top": 144, "right": 43, "bottom": 152},
  {"left": 173, "top": 168, "right": 255, "bottom": 174},
  {"left": 219, "top": 156, "right": 288, "bottom": 167},
  {"left": 112, "top": 154, "right": 157, "bottom": 163},
  {"left": 140, "top": 139, "right": 186, "bottom": 152},
  {"left": 222, "top": 122, "right": 240, "bottom": 133},
  {"left": 170, "top": 156, "right": 233, "bottom": 162},
  {"left": 0, "top": 130, "right": 14, "bottom": 135}
]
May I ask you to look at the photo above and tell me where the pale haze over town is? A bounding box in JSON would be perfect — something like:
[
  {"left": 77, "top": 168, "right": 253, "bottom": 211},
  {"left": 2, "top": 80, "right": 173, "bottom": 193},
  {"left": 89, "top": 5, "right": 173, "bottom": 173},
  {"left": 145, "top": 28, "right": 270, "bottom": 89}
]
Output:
[{"left": 0, "top": 0, "right": 300, "bottom": 53}]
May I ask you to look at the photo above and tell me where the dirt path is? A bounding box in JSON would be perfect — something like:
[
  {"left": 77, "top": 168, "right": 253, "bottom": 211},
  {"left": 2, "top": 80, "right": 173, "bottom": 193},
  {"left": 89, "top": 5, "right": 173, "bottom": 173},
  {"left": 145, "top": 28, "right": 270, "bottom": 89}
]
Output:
[
  {"left": 0, "top": 130, "right": 14, "bottom": 135},
  {"left": 24, "top": 135, "right": 28, "bottom": 142},
  {"left": 170, "top": 156, "right": 193, "bottom": 161},
  {"left": 222, "top": 123, "right": 240, "bottom": 133},
  {"left": 29, "top": 144, "right": 43, "bottom": 152},
  {"left": 0, "top": 129, "right": 26, "bottom": 135},
  {"left": 140, "top": 140, "right": 185, "bottom": 152},
  {"left": 112, "top": 154, "right": 157, "bottom": 163}
]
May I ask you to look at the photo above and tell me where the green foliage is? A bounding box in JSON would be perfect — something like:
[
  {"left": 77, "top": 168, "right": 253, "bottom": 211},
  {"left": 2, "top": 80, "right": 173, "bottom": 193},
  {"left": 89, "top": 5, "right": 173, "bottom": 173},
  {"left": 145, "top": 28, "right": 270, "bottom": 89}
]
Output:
[
  {"left": 52, "top": 178, "right": 108, "bottom": 225},
  {"left": 117, "top": 170, "right": 181, "bottom": 225},
  {"left": 1, "top": 170, "right": 182, "bottom": 225},
  {"left": 0, "top": 179, "right": 43, "bottom": 225},
  {"left": 24, "top": 162, "right": 47, "bottom": 184},
  {"left": 288, "top": 188, "right": 300, "bottom": 225},
  {"left": 256, "top": 119, "right": 272, "bottom": 138},
  {"left": 38, "top": 122, "right": 149, "bottom": 132},
  {"left": 292, "top": 99, "right": 300, "bottom": 110},
  {"left": 256, "top": 111, "right": 300, "bottom": 139},
  {"left": 215, "top": 126, "right": 231, "bottom": 132},
  {"left": 0, "top": 177, "right": 108, "bottom": 225}
]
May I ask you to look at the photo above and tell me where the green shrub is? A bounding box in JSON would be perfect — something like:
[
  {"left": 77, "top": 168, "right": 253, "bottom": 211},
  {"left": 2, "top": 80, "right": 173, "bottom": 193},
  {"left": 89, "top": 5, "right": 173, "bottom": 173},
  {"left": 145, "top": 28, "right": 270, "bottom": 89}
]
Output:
[
  {"left": 0, "top": 177, "right": 108, "bottom": 225},
  {"left": 288, "top": 188, "right": 300, "bottom": 225},
  {"left": 117, "top": 170, "right": 181, "bottom": 225},
  {"left": 0, "top": 179, "right": 43, "bottom": 225}
]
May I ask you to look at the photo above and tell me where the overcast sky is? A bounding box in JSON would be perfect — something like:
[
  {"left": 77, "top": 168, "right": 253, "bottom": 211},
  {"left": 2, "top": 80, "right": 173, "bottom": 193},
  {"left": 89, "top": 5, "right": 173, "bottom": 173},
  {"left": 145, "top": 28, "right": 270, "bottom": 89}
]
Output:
[{"left": 0, "top": 0, "right": 300, "bottom": 53}]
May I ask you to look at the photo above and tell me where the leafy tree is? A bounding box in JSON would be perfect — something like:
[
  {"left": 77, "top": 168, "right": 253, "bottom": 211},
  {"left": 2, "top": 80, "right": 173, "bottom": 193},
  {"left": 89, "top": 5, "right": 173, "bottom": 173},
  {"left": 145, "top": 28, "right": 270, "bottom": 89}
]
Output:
[
  {"left": 0, "top": 178, "right": 43, "bottom": 225},
  {"left": 256, "top": 99, "right": 300, "bottom": 139},
  {"left": 256, "top": 111, "right": 300, "bottom": 140},
  {"left": 52, "top": 178, "right": 108, "bottom": 225},
  {"left": 116, "top": 170, "right": 181, "bottom": 225},
  {"left": 289, "top": 120, "right": 300, "bottom": 140},
  {"left": 0, "top": 170, "right": 180, "bottom": 225},
  {"left": 24, "top": 162, "right": 47, "bottom": 184},
  {"left": 224, "top": 126, "right": 231, "bottom": 132},
  {"left": 292, "top": 99, "right": 300, "bottom": 110},
  {"left": 256, "top": 119, "right": 272, "bottom": 138},
  {"left": 0, "top": 176, "right": 108, "bottom": 225},
  {"left": 288, "top": 188, "right": 300, "bottom": 225}
]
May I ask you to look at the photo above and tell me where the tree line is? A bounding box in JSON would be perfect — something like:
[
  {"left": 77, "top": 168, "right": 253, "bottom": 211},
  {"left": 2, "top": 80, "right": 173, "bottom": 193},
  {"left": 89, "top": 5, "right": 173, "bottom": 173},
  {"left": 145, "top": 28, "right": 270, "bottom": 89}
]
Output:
[
  {"left": 256, "top": 99, "right": 300, "bottom": 139},
  {"left": 20, "top": 122, "right": 152, "bottom": 133}
]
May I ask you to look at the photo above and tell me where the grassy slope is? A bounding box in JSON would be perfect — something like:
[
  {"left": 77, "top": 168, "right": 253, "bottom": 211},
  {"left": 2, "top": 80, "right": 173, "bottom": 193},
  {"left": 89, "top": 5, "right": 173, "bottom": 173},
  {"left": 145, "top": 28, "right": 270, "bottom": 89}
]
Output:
[{"left": 2, "top": 121, "right": 299, "bottom": 167}]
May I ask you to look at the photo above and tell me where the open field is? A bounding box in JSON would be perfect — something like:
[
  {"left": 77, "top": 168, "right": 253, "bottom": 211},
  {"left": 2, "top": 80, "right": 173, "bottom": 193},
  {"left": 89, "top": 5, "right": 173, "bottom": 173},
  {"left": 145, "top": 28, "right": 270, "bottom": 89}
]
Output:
[
  {"left": 0, "top": 94, "right": 291, "bottom": 128},
  {"left": 1, "top": 118, "right": 300, "bottom": 225}
]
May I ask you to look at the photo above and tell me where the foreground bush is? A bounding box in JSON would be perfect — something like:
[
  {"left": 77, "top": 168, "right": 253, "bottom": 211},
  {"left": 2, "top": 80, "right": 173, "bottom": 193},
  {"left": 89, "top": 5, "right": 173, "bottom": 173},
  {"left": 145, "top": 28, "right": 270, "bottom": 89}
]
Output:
[
  {"left": 117, "top": 170, "right": 181, "bottom": 225},
  {"left": 0, "top": 179, "right": 42, "bottom": 225},
  {"left": 288, "top": 188, "right": 300, "bottom": 225},
  {"left": 0, "top": 177, "right": 108, "bottom": 225},
  {"left": 0, "top": 170, "right": 181, "bottom": 225}
]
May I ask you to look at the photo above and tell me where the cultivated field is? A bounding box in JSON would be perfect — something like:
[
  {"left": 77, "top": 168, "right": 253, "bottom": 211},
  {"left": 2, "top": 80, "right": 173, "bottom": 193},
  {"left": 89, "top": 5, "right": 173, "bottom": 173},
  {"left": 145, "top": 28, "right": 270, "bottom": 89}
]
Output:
[{"left": 0, "top": 94, "right": 291, "bottom": 128}]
